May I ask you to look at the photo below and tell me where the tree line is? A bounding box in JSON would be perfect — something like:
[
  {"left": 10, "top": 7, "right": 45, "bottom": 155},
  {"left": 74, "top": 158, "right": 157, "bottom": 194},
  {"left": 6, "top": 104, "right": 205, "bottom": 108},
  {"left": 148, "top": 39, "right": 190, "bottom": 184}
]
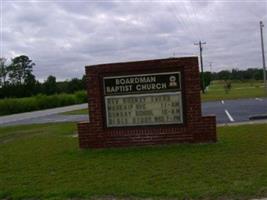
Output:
[
  {"left": 210, "top": 68, "right": 264, "bottom": 80},
  {"left": 1, "top": 55, "right": 265, "bottom": 98},
  {"left": 202, "top": 68, "right": 265, "bottom": 89},
  {"left": 0, "top": 55, "right": 85, "bottom": 98}
]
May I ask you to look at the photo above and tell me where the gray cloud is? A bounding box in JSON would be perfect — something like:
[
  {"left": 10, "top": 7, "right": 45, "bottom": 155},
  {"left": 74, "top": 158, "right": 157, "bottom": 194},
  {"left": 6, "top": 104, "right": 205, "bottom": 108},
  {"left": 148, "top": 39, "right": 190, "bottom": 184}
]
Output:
[{"left": 1, "top": 0, "right": 267, "bottom": 80}]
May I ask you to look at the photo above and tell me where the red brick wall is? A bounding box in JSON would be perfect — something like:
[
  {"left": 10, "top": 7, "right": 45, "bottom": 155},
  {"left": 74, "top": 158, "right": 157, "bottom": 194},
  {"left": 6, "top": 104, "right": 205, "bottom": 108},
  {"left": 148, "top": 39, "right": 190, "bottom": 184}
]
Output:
[{"left": 77, "top": 57, "right": 216, "bottom": 148}]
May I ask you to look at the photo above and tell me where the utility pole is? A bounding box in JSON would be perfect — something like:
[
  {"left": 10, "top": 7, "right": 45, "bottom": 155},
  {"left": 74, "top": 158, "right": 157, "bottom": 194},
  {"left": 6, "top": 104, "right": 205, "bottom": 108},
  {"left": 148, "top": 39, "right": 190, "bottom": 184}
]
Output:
[
  {"left": 195, "top": 41, "right": 206, "bottom": 93},
  {"left": 260, "top": 21, "right": 267, "bottom": 92}
]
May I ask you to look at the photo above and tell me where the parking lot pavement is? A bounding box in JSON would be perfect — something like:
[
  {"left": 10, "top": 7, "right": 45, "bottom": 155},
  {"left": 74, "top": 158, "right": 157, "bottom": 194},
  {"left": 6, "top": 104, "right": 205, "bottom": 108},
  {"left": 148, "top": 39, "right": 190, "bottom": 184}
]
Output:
[
  {"left": 202, "top": 97, "right": 267, "bottom": 124},
  {"left": 202, "top": 100, "right": 228, "bottom": 124},
  {"left": 0, "top": 98, "right": 267, "bottom": 126}
]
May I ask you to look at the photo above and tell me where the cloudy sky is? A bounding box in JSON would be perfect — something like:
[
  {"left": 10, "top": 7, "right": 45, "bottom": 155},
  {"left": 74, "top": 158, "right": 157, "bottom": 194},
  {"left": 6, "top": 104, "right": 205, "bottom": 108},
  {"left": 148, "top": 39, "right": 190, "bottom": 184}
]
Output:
[{"left": 1, "top": 0, "right": 267, "bottom": 81}]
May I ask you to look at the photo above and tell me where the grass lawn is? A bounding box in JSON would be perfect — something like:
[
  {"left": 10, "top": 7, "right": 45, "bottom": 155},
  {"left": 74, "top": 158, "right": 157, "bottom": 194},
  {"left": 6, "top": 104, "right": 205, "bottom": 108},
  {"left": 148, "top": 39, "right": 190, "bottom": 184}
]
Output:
[
  {"left": 61, "top": 108, "right": 88, "bottom": 115},
  {"left": 1, "top": 123, "right": 267, "bottom": 199},
  {"left": 201, "top": 80, "right": 267, "bottom": 101}
]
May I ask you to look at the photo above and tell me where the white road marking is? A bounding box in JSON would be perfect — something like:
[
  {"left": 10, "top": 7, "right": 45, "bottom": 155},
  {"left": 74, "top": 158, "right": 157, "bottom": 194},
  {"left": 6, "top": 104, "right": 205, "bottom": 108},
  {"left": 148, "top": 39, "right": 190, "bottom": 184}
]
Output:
[
  {"left": 225, "top": 109, "right": 235, "bottom": 122},
  {"left": 255, "top": 97, "right": 263, "bottom": 101},
  {"left": 221, "top": 100, "right": 224, "bottom": 104}
]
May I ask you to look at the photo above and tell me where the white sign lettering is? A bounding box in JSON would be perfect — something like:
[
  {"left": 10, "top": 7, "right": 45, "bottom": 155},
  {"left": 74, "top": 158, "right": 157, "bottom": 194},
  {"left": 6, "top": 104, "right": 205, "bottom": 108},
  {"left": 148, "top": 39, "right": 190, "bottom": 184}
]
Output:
[{"left": 105, "top": 92, "right": 183, "bottom": 127}]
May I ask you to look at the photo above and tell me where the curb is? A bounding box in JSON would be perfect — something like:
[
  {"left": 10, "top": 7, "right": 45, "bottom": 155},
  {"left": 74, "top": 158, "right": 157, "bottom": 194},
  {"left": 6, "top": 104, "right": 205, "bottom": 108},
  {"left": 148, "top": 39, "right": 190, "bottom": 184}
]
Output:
[
  {"left": 218, "top": 119, "right": 267, "bottom": 127},
  {"left": 249, "top": 114, "right": 267, "bottom": 120}
]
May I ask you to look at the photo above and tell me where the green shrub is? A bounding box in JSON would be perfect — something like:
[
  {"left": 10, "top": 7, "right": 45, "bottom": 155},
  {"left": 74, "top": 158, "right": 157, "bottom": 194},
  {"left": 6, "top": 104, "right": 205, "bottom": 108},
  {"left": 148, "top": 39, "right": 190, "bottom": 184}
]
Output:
[
  {"left": 74, "top": 90, "right": 87, "bottom": 103},
  {"left": 0, "top": 91, "right": 88, "bottom": 116}
]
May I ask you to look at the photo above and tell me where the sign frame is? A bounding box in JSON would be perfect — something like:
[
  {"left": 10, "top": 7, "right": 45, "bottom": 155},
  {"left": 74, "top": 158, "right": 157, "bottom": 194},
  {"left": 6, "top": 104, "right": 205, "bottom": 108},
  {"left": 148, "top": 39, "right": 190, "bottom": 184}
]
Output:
[
  {"left": 102, "top": 71, "right": 184, "bottom": 128},
  {"left": 77, "top": 57, "right": 217, "bottom": 149}
]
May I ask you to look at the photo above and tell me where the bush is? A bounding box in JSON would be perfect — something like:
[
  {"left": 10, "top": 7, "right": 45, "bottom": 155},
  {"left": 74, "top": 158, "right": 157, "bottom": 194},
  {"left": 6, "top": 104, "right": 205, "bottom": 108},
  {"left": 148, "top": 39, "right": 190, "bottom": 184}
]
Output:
[
  {"left": 74, "top": 90, "right": 87, "bottom": 103},
  {"left": 0, "top": 91, "right": 87, "bottom": 116}
]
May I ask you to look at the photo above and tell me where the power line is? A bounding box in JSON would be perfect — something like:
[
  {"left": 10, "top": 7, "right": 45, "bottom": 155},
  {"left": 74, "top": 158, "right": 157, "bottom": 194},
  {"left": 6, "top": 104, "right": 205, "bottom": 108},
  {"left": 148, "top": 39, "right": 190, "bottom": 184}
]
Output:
[
  {"left": 179, "top": 2, "right": 199, "bottom": 40},
  {"left": 188, "top": 0, "right": 204, "bottom": 41},
  {"left": 168, "top": 2, "right": 198, "bottom": 41},
  {"left": 194, "top": 40, "right": 206, "bottom": 94}
]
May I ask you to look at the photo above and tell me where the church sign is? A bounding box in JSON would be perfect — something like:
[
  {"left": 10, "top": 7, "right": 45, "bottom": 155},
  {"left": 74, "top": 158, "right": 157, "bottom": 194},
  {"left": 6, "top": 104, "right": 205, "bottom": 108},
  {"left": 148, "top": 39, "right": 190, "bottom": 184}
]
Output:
[{"left": 77, "top": 57, "right": 217, "bottom": 149}]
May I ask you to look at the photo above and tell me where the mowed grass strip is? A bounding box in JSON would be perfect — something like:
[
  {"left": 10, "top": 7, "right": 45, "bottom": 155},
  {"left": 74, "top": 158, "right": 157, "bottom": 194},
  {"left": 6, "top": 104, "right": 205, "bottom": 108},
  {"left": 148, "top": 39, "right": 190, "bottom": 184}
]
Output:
[
  {"left": 1, "top": 123, "right": 267, "bottom": 199},
  {"left": 61, "top": 108, "right": 89, "bottom": 115},
  {"left": 201, "top": 80, "right": 267, "bottom": 101}
]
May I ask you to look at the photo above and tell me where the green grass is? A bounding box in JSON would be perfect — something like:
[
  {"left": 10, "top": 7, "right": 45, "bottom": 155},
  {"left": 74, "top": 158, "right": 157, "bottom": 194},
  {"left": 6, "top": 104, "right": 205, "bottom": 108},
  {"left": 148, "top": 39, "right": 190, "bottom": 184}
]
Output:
[
  {"left": 61, "top": 108, "right": 88, "bottom": 115},
  {"left": 1, "top": 123, "right": 267, "bottom": 199},
  {"left": 202, "top": 80, "right": 267, "bottom": 101}
]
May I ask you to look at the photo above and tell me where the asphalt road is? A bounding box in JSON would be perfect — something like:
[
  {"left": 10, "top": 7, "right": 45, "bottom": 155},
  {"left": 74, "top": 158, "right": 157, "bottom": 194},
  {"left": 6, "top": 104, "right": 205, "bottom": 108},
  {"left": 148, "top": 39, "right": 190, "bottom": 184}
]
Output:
[
  {"left": 202, "top": 97, "right": 267, "bottom": 124},
  {"left": 0, "top": 98, "right": 267, "bottom": 127}
]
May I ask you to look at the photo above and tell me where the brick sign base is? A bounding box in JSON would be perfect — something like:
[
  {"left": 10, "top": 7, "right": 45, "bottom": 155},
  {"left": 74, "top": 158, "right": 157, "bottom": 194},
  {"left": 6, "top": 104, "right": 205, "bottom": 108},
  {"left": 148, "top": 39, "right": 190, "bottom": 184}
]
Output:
[{"left": 77, "top": 57, "right": 216, "bottom": 148}]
